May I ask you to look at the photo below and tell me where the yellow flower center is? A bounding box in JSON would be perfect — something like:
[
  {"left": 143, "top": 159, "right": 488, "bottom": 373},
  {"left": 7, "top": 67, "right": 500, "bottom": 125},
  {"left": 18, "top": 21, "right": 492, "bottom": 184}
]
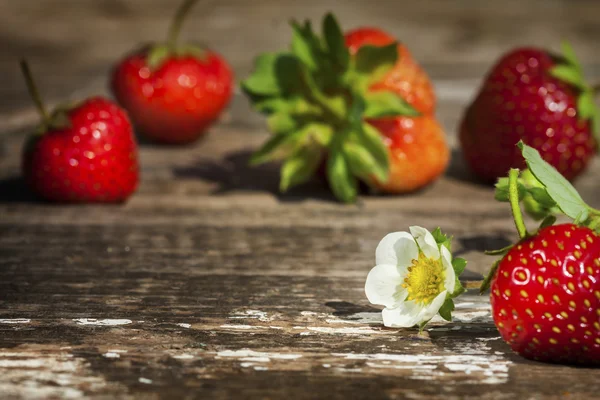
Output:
[{"left": 400, "top": 252, "right": 445, "bottom": 305}]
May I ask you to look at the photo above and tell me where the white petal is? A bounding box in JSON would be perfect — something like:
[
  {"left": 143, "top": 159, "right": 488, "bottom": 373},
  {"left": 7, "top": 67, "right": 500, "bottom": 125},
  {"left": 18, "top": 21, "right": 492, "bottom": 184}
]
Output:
[
  {"left": 365, "top": 264, "right": 405, "bottom": 308},
  {"left": 375, "top": 232, "right": 418, "bottom": 269},
  {"left": 440, "top": 246, "right": 456, "bottom": 294},
  {"left": 420, "top": 290, "right": 448, "bottom": 321},
  {"left": 409, "top": 226, "right": 440, "bottom": 260},
  {"left": 381, "top": 301, "right": 424, "bottom": 328}
]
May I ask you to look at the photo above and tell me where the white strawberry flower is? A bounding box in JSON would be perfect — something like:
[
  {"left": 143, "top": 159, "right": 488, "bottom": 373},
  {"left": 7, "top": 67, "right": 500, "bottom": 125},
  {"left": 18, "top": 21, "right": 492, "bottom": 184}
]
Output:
[{"left": 365, "top": 226, "right": 465, "bottom": 329}]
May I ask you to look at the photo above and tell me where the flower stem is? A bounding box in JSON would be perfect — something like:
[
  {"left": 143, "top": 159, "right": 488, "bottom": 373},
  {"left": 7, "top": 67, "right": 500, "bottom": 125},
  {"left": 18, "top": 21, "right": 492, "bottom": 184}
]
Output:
[
  {"left": 19, "top": 59, "right": 50, "bottom": 128},
  {"left": 508, "top": 168, "right": 528, "bottom": 240},
  {"left": 167, "top": 0, "right": 199, "bottom": 49}
]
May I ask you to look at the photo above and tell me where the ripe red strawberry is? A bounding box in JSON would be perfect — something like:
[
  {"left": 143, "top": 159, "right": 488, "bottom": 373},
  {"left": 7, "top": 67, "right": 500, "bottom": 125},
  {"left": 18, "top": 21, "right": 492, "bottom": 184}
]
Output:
[
  {"left": 491, "top": 224, "right": 600, "bottom": 364},
  {"left": 345, "top": 28, "right": 436, "bottom": 115},
  {"left": 460, "top": 45, "right": 599, "bottom": 182},
  {"left": 20, "top": 61, "right": 138, "bottom": 203},
  {"left": 243, "top": 14, "right": 446, "bottom": 202},
  {"left": 483, "top": 142, "right": 600, "bottom": 365},
  {"left": 111, "top": 0, "right": 233, "bottom": 144}
]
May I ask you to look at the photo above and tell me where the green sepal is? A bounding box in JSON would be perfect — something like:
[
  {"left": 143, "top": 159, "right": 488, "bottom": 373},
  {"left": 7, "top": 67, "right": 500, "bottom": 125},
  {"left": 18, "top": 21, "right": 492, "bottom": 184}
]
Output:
[
  {"left": 549, "top": 64, "right": 585, "bottom": 90},
  {"left": 484, "top": 245, "right": 513, "bottom": 256},
  {"left": 354, "top": 43, "right": 397, "bottom": 81},
  {"left": 280, "top": 145, "right": 323, "bottom": 192},
  {"left": 175, "top": 43, "right": 206, "bottom": 59},
  {"left": 438, "top": 298, "right": 455, "bottom": 322},
  {"left": 538, "top": 215, "right": 557, "bottom": 231},
  {"left": 344, "top": 139, "right": 387, "bottom": 183},
  {"left": 480, "top": 258, "right": 501, "bottom": 294},
  {"left": 290, "top": 20, "right": 321, "bottom": 71},
  {"left": 322, "top": 13, "right": 349, "bottom": 69},
  {"left": 147, "top": 45, "right": 171, "bottom": 69},
  {"left": 431, "top": 227, "right": 452, "bottom": 251},
  {"left": 452, "top": 257, "right": 467, "bottom": 276},
  {"left": 327, "top": 138, "right": 358, "bottom": 203},
  {"left": 549, "top": 41, "right": 600, "bottom": 143},
  {"left": 364, "top": 91, "right": 420, "bottom": 119}
]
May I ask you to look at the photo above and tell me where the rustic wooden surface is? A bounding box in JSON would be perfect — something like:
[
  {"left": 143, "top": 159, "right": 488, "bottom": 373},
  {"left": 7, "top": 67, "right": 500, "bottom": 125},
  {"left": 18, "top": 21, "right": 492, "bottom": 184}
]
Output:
[{"left": 1, "top": 0, "right": 600, "bottom": 398}]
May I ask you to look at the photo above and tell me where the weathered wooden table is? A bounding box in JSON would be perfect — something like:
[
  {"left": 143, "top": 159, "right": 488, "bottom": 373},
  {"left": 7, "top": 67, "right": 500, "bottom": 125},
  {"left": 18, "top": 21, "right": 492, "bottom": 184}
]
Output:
[{"left": 1, "top": 0, "right": 600, "bottom": 398}]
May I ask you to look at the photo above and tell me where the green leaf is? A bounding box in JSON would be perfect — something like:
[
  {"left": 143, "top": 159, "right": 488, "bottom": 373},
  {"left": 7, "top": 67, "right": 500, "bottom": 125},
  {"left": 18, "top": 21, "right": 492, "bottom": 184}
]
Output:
[
  {"left": 494, "top": 177, "right": 525, "bottom": 202},
  {"left": 250, "top": 134, "right": 291, "bottom": 165},
  {"left": 327, "top": 145, "right": 358, "bottom": 203},
  {"left": 291, "top": 20, "right": 321, "bottom": 71},
  {"left": 431, "top": 227, "right": 452, "bottom": 251},
  {"left": 344, "top": 140, "right": 387, "bottom": 182},
  {"left": 363, "top": 91, "right": 421, "bottom": 118},
  {"left": 354, "top": 43, "right": 398, "bottom": 83},
  {"left": 147, "top": 45, "right": 171, "bottom": 69},
  {"left": 452, "top": 258, "right": 467, "bottom": 276},
  {"left": 549, "top": 65, "right": 585, "bottom": 89},
  {"left": 322, "top": 13, "right": 349, "bottom": 69},
  {"left": 242, "top": 53, "right": 282, "bottom": 96},
  {"left": 480, "top": 259, "right": 501, "bottom": 294},
  {"left": 561, "top": 41, "right": 582, "bottom": 72},
  {"left": 539, "top": 215, "right": 557, "bottom": 230},
  {"left": 280, "top": 146, "right": 323, "bottom": 192},
  {"left": 518, "top": 141, "right": 589, "bottom": 221},
  {"left": 527, "top": 187, "right": 557, "bottom": 208},
  {"left": 438, "top": 298, "right": 454, "bottom": 322}
]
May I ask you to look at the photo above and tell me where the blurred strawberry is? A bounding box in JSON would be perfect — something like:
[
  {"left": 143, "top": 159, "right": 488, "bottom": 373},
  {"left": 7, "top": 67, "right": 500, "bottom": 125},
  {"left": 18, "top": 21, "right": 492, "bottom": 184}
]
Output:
[
  {"left": 242, "top": 14, "right": 447, "bottom": 202},
  {"left": 21, "top": 61, "right": 138, "bottom": 203},
  {"left": 112, "top": 0, "right": 233, "bottom": 144},
  {"left": 460, "top": 44, "right": 599, "bottom": 182}
]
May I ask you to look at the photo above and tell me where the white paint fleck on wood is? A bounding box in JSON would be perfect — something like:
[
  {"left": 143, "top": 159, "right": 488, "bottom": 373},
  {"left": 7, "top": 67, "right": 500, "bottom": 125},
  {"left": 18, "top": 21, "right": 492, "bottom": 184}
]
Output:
[
  {"left": 177, "top": 323, "right": 192, "bottom": 328},
  {"left": 72, "top": 319, "right": 133, "bottom": 326},
  {"left": 138, "top": 377, "right": 153, "bottom": 384},
  {"left": 0, "top": 319, "right": 31, "bottom": 324}
]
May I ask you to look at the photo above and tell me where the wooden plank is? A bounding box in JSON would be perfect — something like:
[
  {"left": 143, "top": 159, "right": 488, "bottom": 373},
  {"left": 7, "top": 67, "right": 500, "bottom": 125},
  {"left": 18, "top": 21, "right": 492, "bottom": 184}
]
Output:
[{"left": 2, "top": 0, "right": 600, "bottom": 398}]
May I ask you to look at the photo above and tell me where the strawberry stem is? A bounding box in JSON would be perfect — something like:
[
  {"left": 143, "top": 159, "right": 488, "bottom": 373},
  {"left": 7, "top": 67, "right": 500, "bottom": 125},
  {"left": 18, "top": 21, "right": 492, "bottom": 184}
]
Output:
[
  {"left": 509, "top": 168, "right": 528, "bottom": 240},
  {"left": 167, "top": 0, "right": 199, "bottom": 50},
  {"left": 19, "top": 59, "right": 51, "bottom": 128}
]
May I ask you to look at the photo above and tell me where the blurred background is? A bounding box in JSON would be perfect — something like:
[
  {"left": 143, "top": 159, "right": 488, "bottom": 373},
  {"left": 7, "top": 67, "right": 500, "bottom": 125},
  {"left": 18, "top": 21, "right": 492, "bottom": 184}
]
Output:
[{"left": 1, "top": 0, "right": 599, "bottom": 136}]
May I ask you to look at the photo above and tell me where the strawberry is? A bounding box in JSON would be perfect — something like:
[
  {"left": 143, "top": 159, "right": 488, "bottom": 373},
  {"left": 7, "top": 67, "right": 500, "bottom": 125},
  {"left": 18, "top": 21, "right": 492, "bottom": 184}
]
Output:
[
  {"left": 242, "top": 13, "right": 447, "bottom": 202},
  {"left": 368, "top": 116, "right": 449, "bottom": 193},
  {"left": 491, "top": 224, "right": 600, "bottom": 364},
  {"left": 460, "top": 44, "right": 599, "bottom": 182},
  {"left": 482, "top": 142, "right": 600, "bottom": 365},
  {"left": 345, "top": 28, "right": 436, "bottom": 115},
  {"left": 111, "top": 0, "right": 233, "bottom": 145},
  {"left": 20, "top": 61, "right": 138, "bottom": 203}
]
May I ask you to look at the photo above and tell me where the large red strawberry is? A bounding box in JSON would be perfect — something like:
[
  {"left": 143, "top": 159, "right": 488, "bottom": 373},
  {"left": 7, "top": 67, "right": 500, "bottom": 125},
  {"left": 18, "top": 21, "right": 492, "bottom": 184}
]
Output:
[
  {"left": 482, "top": 142, "right": 600, "bottom": 365},
  {"left": 111, "top": 0, "right": 233, "bottom": 145},
  {"left": 21, "top": 61, "right": 138, "bottom": 203},
  {"left": 460, "top": 44, "right": 599, "bottom": 182},
  {"left": 242, "top": 14, "right": 447, "bottom": 202}
]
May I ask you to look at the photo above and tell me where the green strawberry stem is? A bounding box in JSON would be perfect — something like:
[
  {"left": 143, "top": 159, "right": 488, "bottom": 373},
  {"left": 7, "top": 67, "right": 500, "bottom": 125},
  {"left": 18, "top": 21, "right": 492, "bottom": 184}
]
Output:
[
  {"left": 167, "top": 0, "right": 199, "bottom": 50},
  {"left": 509, "top": 168, "right": 528, "bottom": 240},
  {"left": 19, "top": 59, "right": 51, "bottom": 129}
]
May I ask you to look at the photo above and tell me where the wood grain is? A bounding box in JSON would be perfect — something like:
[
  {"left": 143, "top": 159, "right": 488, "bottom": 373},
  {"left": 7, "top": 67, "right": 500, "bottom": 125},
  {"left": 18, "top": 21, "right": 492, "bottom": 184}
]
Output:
[{"left": 1, "top": 0, "right": 600, "bottom": 398}]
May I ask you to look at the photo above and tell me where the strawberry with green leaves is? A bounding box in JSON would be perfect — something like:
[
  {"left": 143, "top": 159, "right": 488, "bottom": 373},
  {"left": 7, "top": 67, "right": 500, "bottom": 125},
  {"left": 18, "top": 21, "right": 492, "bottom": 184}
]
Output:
[
  {"left": 482, "top": 142, "right": 600, "bottom": 365},
  {"left": 242, "top": 14, "right": 448, "bottom": 202},
  {"left": 460, "top": 43, "right": 599, "bottom": 183},
  {"left": 112, "top": 0, "right": 233, "bottom": 144}
]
